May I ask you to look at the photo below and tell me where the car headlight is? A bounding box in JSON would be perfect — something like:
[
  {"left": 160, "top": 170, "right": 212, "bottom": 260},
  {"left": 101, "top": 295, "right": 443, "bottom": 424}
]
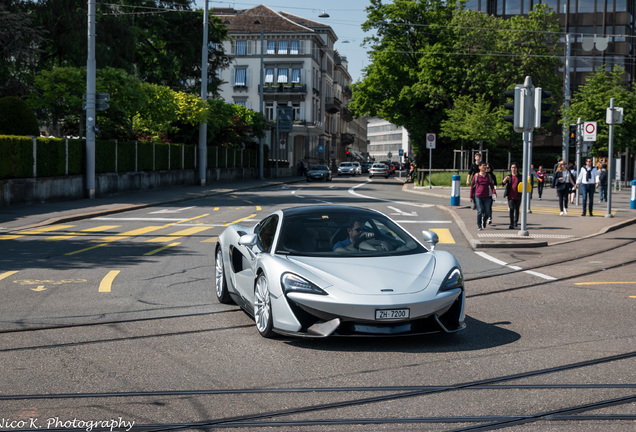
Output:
[
  {"left": 440, "top": 268, "right": 463, "bottom": 292},
  {"left": 281, "top": 273, "right": 327, "bottom": 295}
]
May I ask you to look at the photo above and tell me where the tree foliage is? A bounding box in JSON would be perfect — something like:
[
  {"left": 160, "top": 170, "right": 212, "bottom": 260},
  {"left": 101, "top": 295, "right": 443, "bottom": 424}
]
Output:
[
  {"left": 2, "top": 0, "right": 231, "bottom": 98},
  {"left": 350, "top": 1, "right": 561, "bottom": 164},
  {"left": 563, "top": 66, "right": 636, "bottom": 156}
]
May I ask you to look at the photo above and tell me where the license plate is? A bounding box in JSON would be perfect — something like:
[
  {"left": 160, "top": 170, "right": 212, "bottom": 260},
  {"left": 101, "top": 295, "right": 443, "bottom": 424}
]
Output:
[{"left": 375, "top": 308, "right": 410, "bottom": 320}]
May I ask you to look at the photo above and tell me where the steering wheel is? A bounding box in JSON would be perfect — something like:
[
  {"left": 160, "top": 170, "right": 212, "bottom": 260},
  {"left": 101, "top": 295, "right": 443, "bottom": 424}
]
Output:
[{"left": 353, "top": 232, "right": 374, "bottom": 249}]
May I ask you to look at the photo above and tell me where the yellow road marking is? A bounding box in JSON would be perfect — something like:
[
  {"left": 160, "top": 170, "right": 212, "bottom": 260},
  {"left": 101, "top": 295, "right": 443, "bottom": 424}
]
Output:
[
  {"left": 0, "top": 225, "right": 75, "bottom": 240},
  {"left": 574, "top": 282, "right": 636, "bottom": 285},
  {"left": 223, "top": 214, "right": 257, "bottom": 227},
  {"left": 31, "top": 286, "right": 46, "bottom": 292},
  {"left": 64, "top": 213, "right": 215, "bottom": 256},
  {"left": 99, "top": 270, "right": 120, "bottom": 293},
  {"left": 0, "top": 271, "right": 19, "bottom": 281},
  {"left": 202, "top": 236, "right": 218, "bottom": 243},
  {"left": 213, "top": 207, "right": 220, "bottom": 211},
  {"left": 256, "top": 206, "right": 261, "bottom": 211},
  {"left": 430, "top": 228, "right": 455, "bottom": 244},
  {"left": 146, "top": 226, "right": 213, "bottom": 243},
  {"left": 44, "top": 225, "right": 120, "bottom": 241},
  {"left": 144, "top": 242, "right": 180, "bottom": 256}
]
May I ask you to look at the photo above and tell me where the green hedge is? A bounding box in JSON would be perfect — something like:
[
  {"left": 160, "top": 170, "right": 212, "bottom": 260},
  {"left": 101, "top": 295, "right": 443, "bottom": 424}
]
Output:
[{"left": 0, "top": 136, "right": 33, "bottom": 179}]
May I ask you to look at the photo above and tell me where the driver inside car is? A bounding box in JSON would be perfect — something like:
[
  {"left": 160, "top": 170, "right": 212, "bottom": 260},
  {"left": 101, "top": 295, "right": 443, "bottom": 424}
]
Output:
[{"left": 333, "top": 218, "right": 374, "bottom": 252}]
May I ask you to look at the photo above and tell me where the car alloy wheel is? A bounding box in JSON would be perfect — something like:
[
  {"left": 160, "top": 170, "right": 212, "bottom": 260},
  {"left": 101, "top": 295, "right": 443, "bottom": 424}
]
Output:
[
  {"left": 215, "top": 248, "right": 232, "bottom": 304},
  {"left": 254, "top": 274, "right": 275, "bottom": 337}
]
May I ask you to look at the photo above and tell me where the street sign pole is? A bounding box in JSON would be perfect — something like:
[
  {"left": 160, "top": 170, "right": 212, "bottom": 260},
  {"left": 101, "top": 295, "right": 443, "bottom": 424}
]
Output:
[
  {"left": 576, "top": 118, "right": 582, "bottom": 206},
  {"left": 606, "top": 98, "right": 618, "bottom": 218}
]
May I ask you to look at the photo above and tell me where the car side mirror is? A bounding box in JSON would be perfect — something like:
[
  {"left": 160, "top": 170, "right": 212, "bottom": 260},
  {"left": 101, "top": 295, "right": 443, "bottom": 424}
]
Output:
[
  {"left": 239, "top": 233, "right": 258, "bottom": 247},
  {"left": 421, "top": 230, "right": 439, "bottom": 251}
]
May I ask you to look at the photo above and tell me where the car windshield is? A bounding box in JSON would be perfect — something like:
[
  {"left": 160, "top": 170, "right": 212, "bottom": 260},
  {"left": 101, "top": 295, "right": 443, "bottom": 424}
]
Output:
[
  {"left": 310, "top": 165, "right": 328, "bottom": 171},
  {"left": 340, "top": 163, "right": 352, "bottom": 166},
  {"left": 275, "top": 208, "right": 426, "bottom": 257}
]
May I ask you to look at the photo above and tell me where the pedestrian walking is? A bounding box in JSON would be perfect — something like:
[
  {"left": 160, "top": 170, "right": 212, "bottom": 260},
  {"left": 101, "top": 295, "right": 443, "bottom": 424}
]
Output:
[
  {"left": 466, "top": 153, "right": 482, "bottom": 210},
  {"left": 568, "top": 163, "right": 577, "bottom": 204},
  {"left": 552, "top": 162, "right": 575, "bottom": 215},
  {"left": 598, "top": 163, "right": 608, "bottom": 203},
  {"left": 502, "top": 162, "right": 522, "bottom": 229},
  {"left": 536, "top": 165, "right": 546, "bottom": 200},
  {"left": 576, "top": 158, "right": 599, "bottom": 216},
  {"left": 485, "top": 163, "right": 497, "bottom": 225},
  {"left": 470, "top": 162, "right": 495, "bottom": 230}
]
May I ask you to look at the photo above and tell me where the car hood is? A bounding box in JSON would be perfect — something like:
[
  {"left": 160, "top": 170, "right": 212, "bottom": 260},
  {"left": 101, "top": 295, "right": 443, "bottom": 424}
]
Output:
[{"left": 286, "top": 254, "right": 436, "bottom": 295}]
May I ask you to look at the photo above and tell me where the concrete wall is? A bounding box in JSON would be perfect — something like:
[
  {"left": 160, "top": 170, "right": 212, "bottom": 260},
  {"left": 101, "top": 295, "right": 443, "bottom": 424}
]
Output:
[{"left": 0, "top": 167, "right": 268, "bottom": 207}]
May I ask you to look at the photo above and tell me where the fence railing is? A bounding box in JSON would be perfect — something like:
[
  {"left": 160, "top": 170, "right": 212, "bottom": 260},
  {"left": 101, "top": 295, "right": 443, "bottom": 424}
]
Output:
[{"left": 0, "top": 135, "right": 258, "bottom": 180}]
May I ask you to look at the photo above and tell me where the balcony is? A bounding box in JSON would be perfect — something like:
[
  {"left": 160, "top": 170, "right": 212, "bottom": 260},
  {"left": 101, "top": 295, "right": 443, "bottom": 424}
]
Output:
[
  {"left": 341, "top": 107, "right": 353, "bottom": 122},
  {"left": 260, "top": 83, "right": 307, "bottom": 94},
  {"left": 325, "top": 97, "right": 341, "bottom": 114},
  {"left": 341, "top": 133, "right": 355, "bottom": 145}
]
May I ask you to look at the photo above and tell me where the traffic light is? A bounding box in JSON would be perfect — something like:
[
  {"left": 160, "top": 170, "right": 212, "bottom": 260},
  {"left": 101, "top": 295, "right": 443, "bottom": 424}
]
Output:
[
  {"left": 346, "top": 148, "right": 350, "bottom": 157},
  {"left": 534, "top": 88, "right": 552, "bottom": 128},
  {"left": 568, "top": 124, "right": 577, "bottom": 147},
  {"left": 503, "top": 85, "right": 533, "bottom": 133}
]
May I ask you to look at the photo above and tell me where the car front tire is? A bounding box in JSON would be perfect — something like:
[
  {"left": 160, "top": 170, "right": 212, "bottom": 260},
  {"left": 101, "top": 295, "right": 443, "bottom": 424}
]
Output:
[
  {"left": 254, "top": 273, "right": 275, "bottom": 338},
  {"left": 215, "top": 247, "right": 233, "bottom": 304}
]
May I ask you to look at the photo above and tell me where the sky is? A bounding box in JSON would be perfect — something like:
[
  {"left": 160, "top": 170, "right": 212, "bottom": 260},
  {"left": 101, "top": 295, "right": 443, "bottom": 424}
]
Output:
[{"left": 200, "top": 0, "right": 372, "bottom": 82}]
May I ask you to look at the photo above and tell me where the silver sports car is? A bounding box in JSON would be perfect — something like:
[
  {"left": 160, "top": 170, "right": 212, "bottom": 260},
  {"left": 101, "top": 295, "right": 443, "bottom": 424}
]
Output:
[{"left": 214, "top": 206, "right": 465, "bottom": 338}]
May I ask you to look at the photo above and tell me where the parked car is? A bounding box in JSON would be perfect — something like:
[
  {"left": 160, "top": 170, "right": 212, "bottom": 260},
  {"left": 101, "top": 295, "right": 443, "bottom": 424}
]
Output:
[
  {"left": 337, "top": 162, "right": 357, "bottom": 176},
  {"left": 369, "top": 163, "right": 389, "bottom": 179},
  {"left": 214, "top": 205, "right": 466, "bottom": 338},
  {"left": 306, "top": 164, "right": 332, "bottom": 182},
  {"left": 352, "top": 162, "right": 362, "bottom": 175}
]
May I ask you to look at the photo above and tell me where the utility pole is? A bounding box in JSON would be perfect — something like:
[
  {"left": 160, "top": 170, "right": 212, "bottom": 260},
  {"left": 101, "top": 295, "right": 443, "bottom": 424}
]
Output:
[
  {"left": 562, "top": 33, "right": 571, "bottom": 163},
  {"left": 198, "top": 0, "right": 209, "bottom": 186},
  {"left": 85, "top": 0, "right": 96, "bottom": 199}
]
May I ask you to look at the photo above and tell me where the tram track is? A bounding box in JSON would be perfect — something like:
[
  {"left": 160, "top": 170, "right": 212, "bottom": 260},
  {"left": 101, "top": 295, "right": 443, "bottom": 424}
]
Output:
[{"left": 2, "top": 351, "right": 635, "bottom": 431}]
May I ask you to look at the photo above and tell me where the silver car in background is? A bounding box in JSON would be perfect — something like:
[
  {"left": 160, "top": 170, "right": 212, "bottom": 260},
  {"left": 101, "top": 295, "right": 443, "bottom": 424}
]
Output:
[
  {"left": 337, "top": 162, "right": 357, "bottom": 176},
  {"left": 369, "top": 163, "right": 389, "bottom": 179}
]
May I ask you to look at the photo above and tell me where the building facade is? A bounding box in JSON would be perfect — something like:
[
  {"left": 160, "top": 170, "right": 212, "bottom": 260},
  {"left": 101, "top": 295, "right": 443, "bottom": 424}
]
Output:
[
  {"left": 465, "top": 0, "right": 635, "bottom": 90},
  {"left": 212, "top": 5, "right": 367, "bottom": 170},
  {"left": 367, "top": 117, "right": 410, "bottom": 164}
]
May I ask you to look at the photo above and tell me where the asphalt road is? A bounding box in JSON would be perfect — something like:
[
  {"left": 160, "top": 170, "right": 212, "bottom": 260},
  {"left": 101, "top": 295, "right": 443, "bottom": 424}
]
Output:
[{"left": 1, "top": 177, "right": 634, "bottom": 432}]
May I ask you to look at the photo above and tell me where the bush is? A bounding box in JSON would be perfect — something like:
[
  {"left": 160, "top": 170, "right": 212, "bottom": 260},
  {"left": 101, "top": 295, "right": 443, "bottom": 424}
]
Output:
[{"left": 0, "top": 97, "right": 39, "bottom": 136}]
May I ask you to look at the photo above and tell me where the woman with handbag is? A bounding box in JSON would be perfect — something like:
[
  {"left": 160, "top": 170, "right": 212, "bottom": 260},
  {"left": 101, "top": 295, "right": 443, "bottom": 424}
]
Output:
[
  {"left": 470, "top": 162, "right": 495, "bottom": 230},
  {"left": 552, "top": 162, "right": 575, "bottom": 215}
]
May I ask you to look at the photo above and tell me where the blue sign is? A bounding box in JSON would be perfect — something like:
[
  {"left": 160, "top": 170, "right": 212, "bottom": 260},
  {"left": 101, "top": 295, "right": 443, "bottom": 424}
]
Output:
[
  {"left": 399, "top": 149, "right": 404, "bottom": 156},
  {"left": 318, "top": 145, "right": 324, "bottom": 153}
]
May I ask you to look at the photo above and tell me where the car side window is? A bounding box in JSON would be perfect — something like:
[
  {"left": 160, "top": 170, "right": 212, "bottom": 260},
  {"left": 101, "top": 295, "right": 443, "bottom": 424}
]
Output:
[{"left": 257, "top": 215, "right": 278, "bottom": 253}]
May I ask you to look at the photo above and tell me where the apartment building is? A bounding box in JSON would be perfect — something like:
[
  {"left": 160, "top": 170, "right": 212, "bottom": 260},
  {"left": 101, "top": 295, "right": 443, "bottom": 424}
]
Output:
[{"left": 212, "top": 5, "right": 366, "bottom": 170}]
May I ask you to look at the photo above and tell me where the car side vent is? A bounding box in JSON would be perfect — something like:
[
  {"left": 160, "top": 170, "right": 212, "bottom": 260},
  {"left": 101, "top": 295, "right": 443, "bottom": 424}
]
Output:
[{"left": 381, "top": 289, "right": 393, "bottom": 292}]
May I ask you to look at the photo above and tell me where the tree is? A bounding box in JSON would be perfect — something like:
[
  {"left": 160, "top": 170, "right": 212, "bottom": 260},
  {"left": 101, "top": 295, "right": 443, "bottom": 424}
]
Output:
[
  {"left": 350, "top": 1, "right": 561, "bottom": 165},
  {"left": 0, "top": 0, "right": 44, "bottom": 97},
  {"left": 563, "top": 65, "right": 636, "bottom": 156}
]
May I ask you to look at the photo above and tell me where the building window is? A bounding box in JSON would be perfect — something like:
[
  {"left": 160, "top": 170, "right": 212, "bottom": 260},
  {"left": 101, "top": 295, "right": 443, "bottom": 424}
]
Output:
[
  {"left": 290, "top": 40, "right": 299, "bottom": 55},
  {"left": 265, "top": 68, "right": 274, "bottom": 83},
  {"left": 277, "top": 68, "right": 289, "bottom": 83},
  {"left": 278, "top": 41, "right": 288, "bottom": 54},
  {"left": 267, "top": 41, "right": 276, "bottom": 54},
  {"left": 234, "top": 100, "right": 247, "bottom": 107},
  {"left": 577, "top": 0, "right": 595, "bottom": 13},
  {"left": 291, "top": 68, "right": 301, "bottom": 83},
  {"left": 234, "top": 68, "right": 247, "bottom": 86},
  {"left": 236, "top": 41, "right": 247, "bottom": 56},
  {"left": 615, "top": 0, "right": 627, "bottom": 11},
  {"left": 265, "top": 102, "right": 274, "bottom": 121},
  {"left": 292, "top": 101, "right": 301, "bottom": 121}
]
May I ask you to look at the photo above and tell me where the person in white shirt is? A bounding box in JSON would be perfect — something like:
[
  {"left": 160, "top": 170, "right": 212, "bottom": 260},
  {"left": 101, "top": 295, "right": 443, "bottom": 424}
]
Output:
[{"left": 575, "top": 158, "right": 599, "bottom": 216}]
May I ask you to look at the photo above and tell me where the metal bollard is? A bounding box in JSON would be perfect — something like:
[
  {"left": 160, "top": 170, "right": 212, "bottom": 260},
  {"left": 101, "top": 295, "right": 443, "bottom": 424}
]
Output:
[
  {"left": 451, "top": 174, "right": 461, "bottom": 206},
  {"left": 631, "top": 180, "right": 636, "bottom": 210}
]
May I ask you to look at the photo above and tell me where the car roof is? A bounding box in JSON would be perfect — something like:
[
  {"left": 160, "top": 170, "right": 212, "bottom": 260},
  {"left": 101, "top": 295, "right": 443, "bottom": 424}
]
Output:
[{"left": 281, "top": 205, "right": 381, "bottom": 218}]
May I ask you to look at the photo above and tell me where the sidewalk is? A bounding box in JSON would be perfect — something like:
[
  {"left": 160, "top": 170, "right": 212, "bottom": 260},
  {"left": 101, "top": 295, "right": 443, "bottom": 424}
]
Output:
[
  {"left": 1, "top": 177, "right": 634, "bottom": 249},
  {"left": 404, "top": 181, "right": 636, "bottom": 248}
]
